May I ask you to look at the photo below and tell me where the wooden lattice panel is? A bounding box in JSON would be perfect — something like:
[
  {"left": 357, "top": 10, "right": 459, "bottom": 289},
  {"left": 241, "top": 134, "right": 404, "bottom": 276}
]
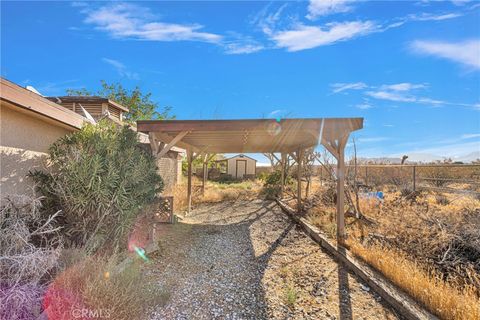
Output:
[{"left": 152, "top": 196, "right": 174, "bottom": 223}]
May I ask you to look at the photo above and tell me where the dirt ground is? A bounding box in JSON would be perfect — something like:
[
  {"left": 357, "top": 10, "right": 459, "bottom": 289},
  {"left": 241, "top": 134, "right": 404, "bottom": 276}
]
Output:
[{"left": 147, "top": 199, "right": 400, "bottom": 320}]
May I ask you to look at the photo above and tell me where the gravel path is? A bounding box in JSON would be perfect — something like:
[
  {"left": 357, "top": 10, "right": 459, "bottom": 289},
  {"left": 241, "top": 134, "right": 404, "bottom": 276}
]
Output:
[{"left": 148, "top": 199, "right": 400, "bottom": 320}]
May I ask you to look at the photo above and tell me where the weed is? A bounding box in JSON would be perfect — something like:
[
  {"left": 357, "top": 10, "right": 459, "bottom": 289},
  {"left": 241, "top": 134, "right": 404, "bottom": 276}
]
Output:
[{"left": 284, "top": 285, "right": 298, "bottom": 309}]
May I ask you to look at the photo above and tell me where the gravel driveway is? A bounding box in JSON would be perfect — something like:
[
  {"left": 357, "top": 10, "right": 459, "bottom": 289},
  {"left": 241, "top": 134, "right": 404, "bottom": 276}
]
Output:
[{"left": 148, "top": 199, "right": 400, "bottom": 320}]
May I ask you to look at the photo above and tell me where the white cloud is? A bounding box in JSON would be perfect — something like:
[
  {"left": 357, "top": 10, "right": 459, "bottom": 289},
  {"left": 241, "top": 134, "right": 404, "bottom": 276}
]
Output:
[
  {"left": 331, "top": 82, "right": 367, "bottom": 93},
  {"left": 71, "top": 2, "right": 88, "bottom": 7},
  {"left": 224, "top": 43, "right": 264, "bottom": 55},
  {"left": 400, "top": 140, "right": 480, "bottom": 160},
  {"left": 451, "top": 0, "right": 471, "bottom": 5},
  {"left": 366, "top": 89, "right": 479, "bottom": 109},
  {"left": 223, "top": 35, "right": 265, "bottom": 54},
  {"left": 461, "top": 133, "right": 480, "bottom": 139},
  {"left": 331, "top": 80, "right": 479, "bottom": 110},
  {"left": 272, "top": 21, "right": 378, "bottom": 52},
  {"left": 307, "top": 0, "right": 354, "bottom": 20},
  {"left": 355, "top": 103, "right": 374, "bottom": 110},
  {"left": 251, "top": 3, "right": 289, "bottom": 36},
  {"left": 407, "top": 12, "right": 463, "bottom": 21},
  {"left": 410, "top": 39, "right": 480, "bottom": 70},
  {"left": 380, "top": 83, "right": 427, "bottom": 91},
  {"left": 102, "top": 58, "right": 139, "bottom": 80},
  {"left": 84, "top": 3, "right": 222, "bottom": 43},
  {"left": 366, "top": 90, "right": 416, "bottom": 102},
  {"left": 358, "top": 137, "right": 389, "bottom": 143}
]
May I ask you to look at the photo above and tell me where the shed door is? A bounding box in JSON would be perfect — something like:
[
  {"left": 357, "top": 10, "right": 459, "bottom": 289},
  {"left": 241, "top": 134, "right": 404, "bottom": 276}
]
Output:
[{"left": 236, "top": 160, "right": 247, "bottom": 178}]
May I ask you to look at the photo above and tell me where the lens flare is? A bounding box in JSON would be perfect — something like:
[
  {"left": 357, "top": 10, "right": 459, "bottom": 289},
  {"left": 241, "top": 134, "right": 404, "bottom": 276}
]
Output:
[
  {"left": 266, "top": 121, "right": 281, "bottom": 136},
  {"left": 128, "top": 214, "right": 153, "bottom": 253},
  {"left": 133, "top": 246, "right": 149, "bottom": 262}
]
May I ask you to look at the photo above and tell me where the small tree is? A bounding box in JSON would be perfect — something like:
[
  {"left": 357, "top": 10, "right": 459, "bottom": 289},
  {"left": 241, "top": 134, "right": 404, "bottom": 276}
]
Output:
[
  {"left": 30, "top": 121, "right": 163, "bottom": 252},
  {"left": 66, "top": 80, "right": 174, "bottom": 124}
]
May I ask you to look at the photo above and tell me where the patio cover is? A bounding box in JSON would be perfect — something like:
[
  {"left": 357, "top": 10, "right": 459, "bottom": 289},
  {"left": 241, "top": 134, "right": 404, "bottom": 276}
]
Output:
[
  {"left": 137, "top": 118, "right": 362, "bottom": 154},
  {"left": 137, "top": 118, "right": 363, "bottom": 242}
]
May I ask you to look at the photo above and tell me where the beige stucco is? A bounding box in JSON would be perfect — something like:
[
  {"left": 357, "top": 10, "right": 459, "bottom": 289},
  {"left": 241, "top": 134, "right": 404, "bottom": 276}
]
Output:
[{"left": 1, "top": 103, "right": 74, "bottom": 196}]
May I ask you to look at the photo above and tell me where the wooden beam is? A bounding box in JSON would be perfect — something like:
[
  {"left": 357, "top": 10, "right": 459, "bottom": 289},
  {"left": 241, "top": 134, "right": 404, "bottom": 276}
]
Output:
[
  {"left": 270, "top": 153, "right": 281, "bottom": 164},
  {"left": 187, "top": 149, "right": 193, "bottom": 213},
  {"left": 157, "top": 131, "right": 188, "bottom": 158},
  {"left": 191, "top": 146, "right": 210, "bottom": 161},
  {"left": 322, "top": 138, "right": 340, "bottom": 160},
  {"left": 207, "top": 153, "right": 216, "bottom": 162},
  {"left": 154, "top": 131, "right": 197, "bottom": 152},
  {"left": 336, "top": 134, "right": 349, "bottom": 243},
  {"left": 149, "top": 132, "right": 160, "bottom": 156},
  {"left": 289, "top": 152, "right": 297, "bottom": 163}
]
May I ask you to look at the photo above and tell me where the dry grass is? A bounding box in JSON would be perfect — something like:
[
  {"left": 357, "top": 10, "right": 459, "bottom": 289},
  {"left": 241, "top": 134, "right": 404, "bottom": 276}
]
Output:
[
  {"left": 347, "top": 241, "right": 480, "bottom": 320},
  {"left": 164, "top": 178, "right": 262, "bottom": 212},
  {"left": 44, "top": 254, "right": 165, "bottom": 320},
  {"left": 304, "top": 184, "right": 480, "bottom": 320}
]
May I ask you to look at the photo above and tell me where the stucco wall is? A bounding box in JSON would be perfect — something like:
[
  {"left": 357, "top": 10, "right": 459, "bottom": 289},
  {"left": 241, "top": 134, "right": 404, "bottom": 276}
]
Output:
[{"left": 1, "top": 104, "right": 73, "bottom": 196}]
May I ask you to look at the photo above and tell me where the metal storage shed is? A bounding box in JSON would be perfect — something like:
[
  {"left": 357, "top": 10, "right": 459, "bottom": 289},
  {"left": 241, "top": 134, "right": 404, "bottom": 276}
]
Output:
[{"left": 222, "top": 154, "right": 257, "bottom": 179}]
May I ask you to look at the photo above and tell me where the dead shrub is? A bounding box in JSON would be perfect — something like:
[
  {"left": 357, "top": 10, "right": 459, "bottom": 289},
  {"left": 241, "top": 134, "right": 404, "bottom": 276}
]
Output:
[
  {"left": 0, "top": 194, "right": 62, "bottom": 320},
  {"left": 435, "top": 194, "right": 450, "bottom": 205}
]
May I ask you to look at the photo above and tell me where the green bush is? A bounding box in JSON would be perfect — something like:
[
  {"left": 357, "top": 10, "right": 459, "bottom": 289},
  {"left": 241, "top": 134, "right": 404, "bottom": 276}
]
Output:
[
  {"left": 262, "top": 170, "right": 292, "bottom": 198},
  {"left": 30, "top": 121, "right": 163, "bottom": 252}
]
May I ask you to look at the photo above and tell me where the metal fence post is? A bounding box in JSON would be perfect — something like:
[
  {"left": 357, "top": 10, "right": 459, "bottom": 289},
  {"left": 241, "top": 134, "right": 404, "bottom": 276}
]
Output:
[
  {"left": 365, "top": 166, "right": 368, "bottom": 186},
  {"left": 413, "top": 165, "right": 416, "bottom": 191}
]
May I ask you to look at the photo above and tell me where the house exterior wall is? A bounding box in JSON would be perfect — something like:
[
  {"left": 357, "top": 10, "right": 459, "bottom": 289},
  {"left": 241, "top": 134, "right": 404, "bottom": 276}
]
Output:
[
  {"left": 1, "top": 103, "right": 73, "bottom": 196},
  {"left": 226, "top": 156, "right": 256, "bottom": 178}
]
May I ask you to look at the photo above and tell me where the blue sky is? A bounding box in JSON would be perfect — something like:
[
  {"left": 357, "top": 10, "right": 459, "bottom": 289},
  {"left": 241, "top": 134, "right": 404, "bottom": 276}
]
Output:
[{"left": 2, "top": 0, "right": 479, "bottom": 162}]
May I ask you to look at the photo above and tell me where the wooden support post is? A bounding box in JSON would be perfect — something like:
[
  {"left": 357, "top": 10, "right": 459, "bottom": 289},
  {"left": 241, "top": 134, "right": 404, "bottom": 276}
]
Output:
[
  {"left": 336, "top": 136, "right": 349, "bottom": 244},
  {"left": 187, "top": 149, "right": 193, "bottom": 213},
  {"left": 280, "top": 153, "right": 286, "bottom": 198},
  {"left": 202, "top": 154, "right": 208, "bottom": 196},
  {"left": 297, "top": 149, "right": 303, "bottom": 212},
  {"left": 319, "top": 166, "right": 323, "bottom": 186}
]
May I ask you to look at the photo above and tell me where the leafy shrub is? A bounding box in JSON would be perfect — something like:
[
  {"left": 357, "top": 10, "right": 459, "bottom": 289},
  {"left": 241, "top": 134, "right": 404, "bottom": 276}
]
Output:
[
  {"left": 30, "top": 121, "right": 163, "bottom": 252},
  {"left": 262, "top": 170, "right": 283, "bottom": 198},
  {"left": 261, "top": 170, "right": 295, "bottom": 198},
  {"left": 257, "top": 171, "right": 269, "bottom": 181},
  {"left": 215, "top": 174, "right": 236, "bottom": 184},
  {"left": 0, "top": 195, "right": 62, "bottom": 320}
]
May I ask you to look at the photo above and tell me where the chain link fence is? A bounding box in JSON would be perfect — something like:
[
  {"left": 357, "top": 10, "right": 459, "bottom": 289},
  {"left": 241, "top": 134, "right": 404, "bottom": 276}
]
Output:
[{"left": 318, "top": 164, "right": 480, "bottom": 196}]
